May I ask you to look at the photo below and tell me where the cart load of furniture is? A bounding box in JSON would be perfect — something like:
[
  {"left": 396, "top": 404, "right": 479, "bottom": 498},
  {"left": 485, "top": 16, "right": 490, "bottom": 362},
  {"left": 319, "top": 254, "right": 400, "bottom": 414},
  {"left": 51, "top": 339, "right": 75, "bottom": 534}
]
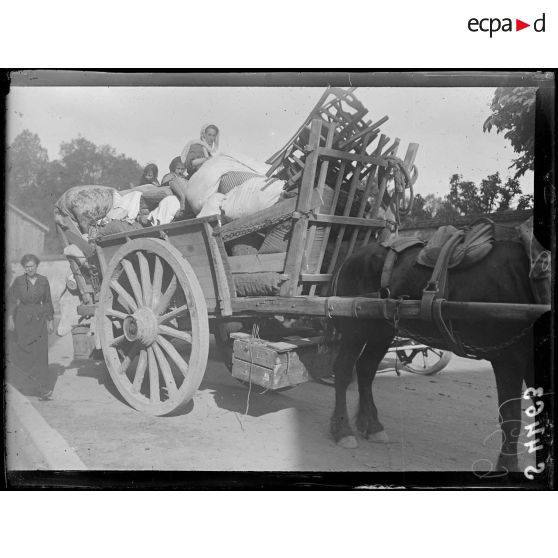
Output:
[{"left": 55, "top": 86, "right": 549, "bottom": 423}]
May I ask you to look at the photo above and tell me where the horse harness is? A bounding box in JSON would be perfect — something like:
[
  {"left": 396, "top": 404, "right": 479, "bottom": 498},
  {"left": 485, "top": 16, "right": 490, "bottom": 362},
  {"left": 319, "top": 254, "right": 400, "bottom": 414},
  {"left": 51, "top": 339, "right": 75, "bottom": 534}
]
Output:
[{"left": 373, "top": 218, "right": 496, "bottom": 358}]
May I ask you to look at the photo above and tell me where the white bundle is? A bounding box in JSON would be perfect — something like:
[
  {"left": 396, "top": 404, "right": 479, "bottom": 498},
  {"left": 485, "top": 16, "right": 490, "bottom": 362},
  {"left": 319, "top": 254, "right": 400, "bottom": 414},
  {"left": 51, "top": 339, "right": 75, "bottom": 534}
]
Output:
[
  {"left": 220, "top": 178, "right": 284, "bottom": 220},
  {"left": 105, "top": 191, "right": 142, "bottom": 223},
  {"left": 197, "top": 193, "right": 226, "bottom": 218},
  {"left": 197, "top": 178, "right": 285, "bottom": 221},
  {"left": 185, "top": 154, "right": 259, "bottom": 214}
]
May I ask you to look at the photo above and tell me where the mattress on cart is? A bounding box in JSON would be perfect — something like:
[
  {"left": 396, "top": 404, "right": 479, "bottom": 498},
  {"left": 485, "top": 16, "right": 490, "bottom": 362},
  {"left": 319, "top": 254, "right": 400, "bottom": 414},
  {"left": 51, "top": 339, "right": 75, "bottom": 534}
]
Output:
[{"left": 233, "top": 272, "right": 282, "bottom": 297}]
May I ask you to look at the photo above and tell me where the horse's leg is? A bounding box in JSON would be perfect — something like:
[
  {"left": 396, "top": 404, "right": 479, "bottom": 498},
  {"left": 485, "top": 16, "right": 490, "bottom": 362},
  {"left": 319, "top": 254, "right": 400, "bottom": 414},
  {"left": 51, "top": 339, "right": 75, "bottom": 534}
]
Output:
[
  {"left": 355, "top": 324, "right": 394, "bottom": 443},
  {"left": 330, "top": 320, "right": 367, "bottom": 449},
  {"left": 490, "top": 348, "right": 532, "bottom": 473}
]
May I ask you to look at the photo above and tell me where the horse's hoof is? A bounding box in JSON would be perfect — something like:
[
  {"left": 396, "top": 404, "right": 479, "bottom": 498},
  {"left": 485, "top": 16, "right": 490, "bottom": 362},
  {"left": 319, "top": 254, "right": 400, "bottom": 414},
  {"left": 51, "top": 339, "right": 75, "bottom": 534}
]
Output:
[
  {"left": 337, "top": 436, "right": 358, "bottom": 449},
  {"left": 369, "top": 431, "right": 390, "bottom": 444}
]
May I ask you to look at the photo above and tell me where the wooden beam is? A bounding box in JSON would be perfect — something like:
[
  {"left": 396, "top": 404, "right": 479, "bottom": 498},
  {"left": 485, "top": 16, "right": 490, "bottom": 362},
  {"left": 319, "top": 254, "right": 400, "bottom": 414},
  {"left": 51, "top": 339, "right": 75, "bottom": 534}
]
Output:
[
  {"left": 313, "top": 159, "right": 347, "bottom": 296},
  {"left": 280, "top": 119, "right": 323, "bottom": 296},
  {"left": 404, "top": 142, "right": 420, "bottom": 169},
  {"left": 300, "top": 274, "right": 332, "bottom": 282},
  {"left": 309, "top": 214, "right": 387, "bottom": 228},
  {"left": 317, "top": 147, "right": 388, "bottom": 167},
  {"left": 228, "top": 252, "right": 287, "bottom": 273},
  {"left": 337, "top": 127, "right": 379, "bottom": 150},
  {"left": 232, "top": 296, "right": 550, "bottom": 323},
  {"left": 325, "top": 134, "right": 372, "bottom": 278},
  {"left": 202, "top": 221, "right": 233, "bottom": 317},
  {"left": 95, "top": 214, "right": 220, "bottom": 245},
  {"left": 303, "top": 119, "right": 336, "bottom": 286}
]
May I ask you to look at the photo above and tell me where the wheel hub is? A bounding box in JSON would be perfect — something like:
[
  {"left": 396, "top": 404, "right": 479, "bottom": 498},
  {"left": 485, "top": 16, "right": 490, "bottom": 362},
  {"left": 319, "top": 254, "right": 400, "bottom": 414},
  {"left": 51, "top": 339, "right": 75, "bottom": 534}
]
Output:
[{"left": 123, "top": 307, "right": 158, "bottom": 346}]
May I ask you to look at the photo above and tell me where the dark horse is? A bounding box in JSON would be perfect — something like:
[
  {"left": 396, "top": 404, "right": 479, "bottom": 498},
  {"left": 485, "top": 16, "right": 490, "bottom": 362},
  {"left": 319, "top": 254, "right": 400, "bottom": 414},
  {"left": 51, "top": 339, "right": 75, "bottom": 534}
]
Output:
[{"left": 329, "top": 236, "right": 543, "bottom": 472}]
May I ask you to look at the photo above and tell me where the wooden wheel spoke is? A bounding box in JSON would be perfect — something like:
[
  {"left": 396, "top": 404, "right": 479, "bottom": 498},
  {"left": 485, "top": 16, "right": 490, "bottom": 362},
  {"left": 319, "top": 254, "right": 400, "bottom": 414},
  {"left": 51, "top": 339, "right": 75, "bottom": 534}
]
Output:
[
  {"left": 151, "top": 256, "right": 164, "bottom": 308},
  {"left": 137, "top": 251, "right": 152, "bottom": 306},
  {"left": 110, "top": 334, "right": 126, "bottom": 348},
  {"left": 121, "top": 259, "right": 144, "bottom": 307},
  {"left": 110, "top": 279, "right": 138, "bottom": 312},
  {"left": 99, "top": 238, "right": 208, "bottom": 415},
  {"left": 147, "top": 347, "right": 160, "bottom": 403},
  {"left": 157, "top": 335, "right": 189, "bottom": 377},
  {"left": 159, "top": 305, "right": 189, "bottom": 324},
  {"left": 132, "top": 350, "right": 148, "bottom": 393},
  {"left": 152, "top": 342, "right": 179, "bottom": 397},
  {"left": 106, "top": 308, "right": 128, "bottom": 320},
  {"left": 158, "top": 324, "right": 192, "bottom": 344},
  {"left": 120, "top": 342, "right": 140, "bottom": 375},
  {"left": 154, "top": 276, "right": 177, "bottom": 315}
]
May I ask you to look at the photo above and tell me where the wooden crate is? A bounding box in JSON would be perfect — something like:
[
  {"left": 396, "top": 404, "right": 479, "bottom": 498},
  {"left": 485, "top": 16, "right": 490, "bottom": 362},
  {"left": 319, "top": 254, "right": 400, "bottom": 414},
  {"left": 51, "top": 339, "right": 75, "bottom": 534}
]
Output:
[
  {"left": 230, "top": 332, "right": 320, "bottom": 390},
  {"left": 71, "top": 323, "right": 96, "bottom": 359}
]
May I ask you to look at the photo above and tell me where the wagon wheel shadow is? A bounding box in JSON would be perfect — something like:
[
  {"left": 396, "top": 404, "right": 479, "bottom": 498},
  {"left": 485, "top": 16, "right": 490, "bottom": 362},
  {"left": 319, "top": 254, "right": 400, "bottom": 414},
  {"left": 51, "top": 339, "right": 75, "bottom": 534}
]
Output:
[
  {"left": 72, "top": 350, "right": 199, "bottom": 416},
  {"left": 74, "top": 350, "right": 127, "bottom": 405}
]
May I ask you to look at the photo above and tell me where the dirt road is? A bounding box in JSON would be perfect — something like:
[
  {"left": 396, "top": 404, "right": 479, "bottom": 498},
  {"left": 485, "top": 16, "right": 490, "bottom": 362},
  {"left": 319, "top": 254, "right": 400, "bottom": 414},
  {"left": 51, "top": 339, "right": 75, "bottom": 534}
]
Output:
[{"left": 6, "top": 332, "right": 535, "bottom": 473}]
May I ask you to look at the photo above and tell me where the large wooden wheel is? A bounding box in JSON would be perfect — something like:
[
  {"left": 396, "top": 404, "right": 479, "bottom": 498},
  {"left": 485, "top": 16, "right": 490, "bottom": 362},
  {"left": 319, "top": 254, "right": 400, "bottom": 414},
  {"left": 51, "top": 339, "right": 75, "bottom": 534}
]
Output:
[{"left": 97, "top": 238, "right": 209, "bottom": 416}]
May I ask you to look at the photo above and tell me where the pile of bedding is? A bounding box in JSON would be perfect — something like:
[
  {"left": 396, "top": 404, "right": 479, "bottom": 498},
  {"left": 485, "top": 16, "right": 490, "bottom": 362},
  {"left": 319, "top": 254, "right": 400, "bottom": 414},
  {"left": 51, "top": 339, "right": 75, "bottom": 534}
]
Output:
[{"left": 188, "top": 154, "right": 286, "bottom": 222}]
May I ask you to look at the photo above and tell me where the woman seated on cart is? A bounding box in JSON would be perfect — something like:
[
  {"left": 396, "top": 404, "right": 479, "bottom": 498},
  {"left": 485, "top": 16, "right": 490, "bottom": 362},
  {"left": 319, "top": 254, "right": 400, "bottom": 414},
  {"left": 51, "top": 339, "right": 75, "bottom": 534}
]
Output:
[
  {"left": 181, "top": 123, "right": 220, "bottom": 178},
  {"left": 124, "top": 158, "right": 195, "bottom": 225},
  {"left": 138, "top": 163, "right": 160, "bottom": 186},
  {"left": 157, "top": 156, "right": 196, "bottom": 220}
]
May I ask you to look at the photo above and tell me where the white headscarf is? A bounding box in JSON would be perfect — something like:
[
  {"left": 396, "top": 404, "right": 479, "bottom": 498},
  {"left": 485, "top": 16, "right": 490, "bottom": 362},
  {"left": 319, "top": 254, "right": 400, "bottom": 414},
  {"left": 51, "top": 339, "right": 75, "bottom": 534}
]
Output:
[{"left": 181, "top": 123, "right": 220, "bottom": 163}]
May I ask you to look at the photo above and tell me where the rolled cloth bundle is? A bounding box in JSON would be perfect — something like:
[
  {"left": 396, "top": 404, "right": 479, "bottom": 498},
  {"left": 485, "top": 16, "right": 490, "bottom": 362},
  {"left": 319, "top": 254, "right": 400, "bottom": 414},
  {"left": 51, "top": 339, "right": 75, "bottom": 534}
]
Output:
[{"left": 185, "top": 154, "right": 261, "bottom": 214}]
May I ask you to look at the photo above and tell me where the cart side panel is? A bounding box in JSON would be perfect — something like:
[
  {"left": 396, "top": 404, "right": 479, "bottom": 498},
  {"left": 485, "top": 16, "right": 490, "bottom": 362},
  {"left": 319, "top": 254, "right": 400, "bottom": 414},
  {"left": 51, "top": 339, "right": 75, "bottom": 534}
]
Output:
[{"left": 96, "top": 218, "right": 228, "bottom": 315}]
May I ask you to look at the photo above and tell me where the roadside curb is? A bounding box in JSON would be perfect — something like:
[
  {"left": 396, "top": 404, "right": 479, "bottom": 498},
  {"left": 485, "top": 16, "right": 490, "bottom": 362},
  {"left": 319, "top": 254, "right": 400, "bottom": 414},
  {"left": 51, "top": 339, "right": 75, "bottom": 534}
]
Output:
[{"left": 6, "top": 384, "right": 87, "bottom": 470}]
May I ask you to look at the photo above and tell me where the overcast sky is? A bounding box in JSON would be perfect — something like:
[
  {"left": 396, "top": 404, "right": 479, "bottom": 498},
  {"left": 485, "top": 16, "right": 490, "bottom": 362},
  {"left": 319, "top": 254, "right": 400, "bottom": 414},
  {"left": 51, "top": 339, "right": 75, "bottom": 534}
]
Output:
[{"left": 7, "top": 86, "right": 533, "bottom": 198}]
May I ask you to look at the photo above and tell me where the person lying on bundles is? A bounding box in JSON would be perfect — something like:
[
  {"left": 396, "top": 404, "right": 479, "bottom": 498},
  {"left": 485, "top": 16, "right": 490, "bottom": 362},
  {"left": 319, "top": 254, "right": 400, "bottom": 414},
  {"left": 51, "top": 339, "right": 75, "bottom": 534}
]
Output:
[{"left": 118, "top": 158, "right": 193, "bottom": 225}]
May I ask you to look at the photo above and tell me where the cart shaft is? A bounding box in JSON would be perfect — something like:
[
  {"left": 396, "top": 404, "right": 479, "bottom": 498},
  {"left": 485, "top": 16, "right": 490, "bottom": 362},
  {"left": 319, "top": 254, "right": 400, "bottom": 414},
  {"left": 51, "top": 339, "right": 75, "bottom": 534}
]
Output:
[{"left": 232, "top": 296, "right": 549, "bottom": 323}]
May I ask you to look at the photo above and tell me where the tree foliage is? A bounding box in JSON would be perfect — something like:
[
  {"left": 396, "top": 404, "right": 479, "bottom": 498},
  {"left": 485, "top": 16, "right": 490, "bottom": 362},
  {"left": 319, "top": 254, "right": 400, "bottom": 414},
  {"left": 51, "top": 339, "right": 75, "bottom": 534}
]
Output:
[
  {"left": 448, "top": 172, "right": 527, "bottom": 215},
  {"left": 403, "top": 192, "right": 459, "bottom": 226},
  {"left": 403, "top": 172, "right": 532, "bottom": 227},
  {"left": 7, "top": 130, "right": 143, "bottom": 253},
  {"left": 57, "top": 137, "right": 141, "bottom": 189},
  {"left": 7, "top": 130, "right": 50, "bottom": 212},
  {"left": 483, "top": 87, "right": 536, "bottom": 178}
]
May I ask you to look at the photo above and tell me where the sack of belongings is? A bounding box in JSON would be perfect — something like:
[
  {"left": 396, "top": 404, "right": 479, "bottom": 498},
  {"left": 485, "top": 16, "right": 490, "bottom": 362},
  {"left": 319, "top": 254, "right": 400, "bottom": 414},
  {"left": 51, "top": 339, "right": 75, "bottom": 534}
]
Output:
[
  {"left": 185, "top": 154, "right": 263, "bottom": 214},
  {"left": 198, "top": 177, "right": 285, "bottom": 222}
]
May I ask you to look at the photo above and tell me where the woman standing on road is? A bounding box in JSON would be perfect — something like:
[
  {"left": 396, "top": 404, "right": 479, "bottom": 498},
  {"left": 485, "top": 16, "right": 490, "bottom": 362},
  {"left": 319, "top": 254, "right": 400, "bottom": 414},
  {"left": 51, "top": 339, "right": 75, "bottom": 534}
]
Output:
[
  {"left": 7, "top": 254, "right": 56, "bottom": 401},
  {"left": 181, "top": 123, "right": 220, "bottom": 177}
]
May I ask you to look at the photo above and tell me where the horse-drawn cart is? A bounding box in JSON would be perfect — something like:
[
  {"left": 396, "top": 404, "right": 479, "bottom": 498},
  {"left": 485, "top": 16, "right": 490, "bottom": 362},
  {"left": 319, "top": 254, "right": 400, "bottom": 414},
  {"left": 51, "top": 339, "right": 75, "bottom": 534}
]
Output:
[{"left": 56, "top": 87, "right": 550, "bottom": 430}]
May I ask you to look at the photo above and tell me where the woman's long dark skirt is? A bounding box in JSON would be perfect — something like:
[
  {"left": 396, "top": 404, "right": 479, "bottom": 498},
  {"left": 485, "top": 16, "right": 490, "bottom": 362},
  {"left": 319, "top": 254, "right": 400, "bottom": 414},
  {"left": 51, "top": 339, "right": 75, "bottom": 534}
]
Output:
[{"left": 8, "top": 310, "right": 57, "bottom": 396}]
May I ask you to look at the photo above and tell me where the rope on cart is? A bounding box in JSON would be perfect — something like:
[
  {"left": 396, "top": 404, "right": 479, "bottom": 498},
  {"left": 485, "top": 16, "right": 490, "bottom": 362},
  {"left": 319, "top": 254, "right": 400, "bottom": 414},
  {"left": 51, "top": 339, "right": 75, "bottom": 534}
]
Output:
[
  {"left": 242, "top": 322, "right": 263, "bottom": 418},
  {"left": 378, "top": 156, "right": 418, "bottom": 227}
]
